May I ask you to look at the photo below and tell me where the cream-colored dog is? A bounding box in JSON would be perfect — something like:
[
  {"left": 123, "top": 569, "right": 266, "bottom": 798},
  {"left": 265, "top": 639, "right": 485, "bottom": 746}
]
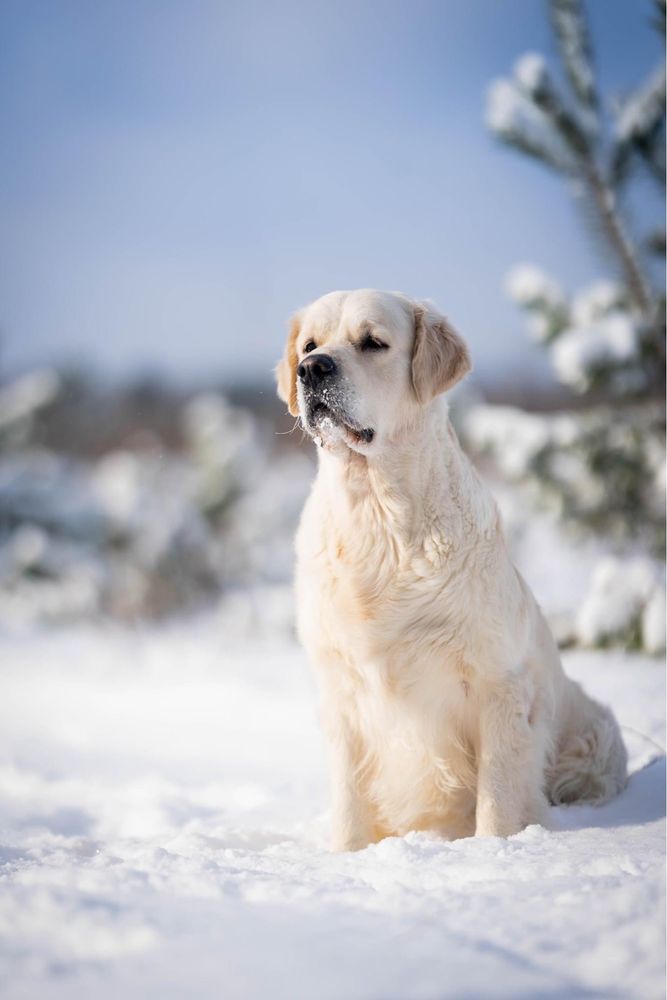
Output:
[{"left": 276, "top": 289, "right": 627, "bottom": 851}]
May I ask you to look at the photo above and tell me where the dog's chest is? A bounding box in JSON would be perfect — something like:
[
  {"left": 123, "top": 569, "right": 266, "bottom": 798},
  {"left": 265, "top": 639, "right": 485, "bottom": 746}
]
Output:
[
  {"left": 345, "top": 645, "right": 478, "bottom": 836},
  {"left": 299, "top": 534, "right": 478, "bottom": 740},
  {"left": 296, "top": 509, "right": 485, "bottom": 835},
  {"left": 299, "top": 521, "right": 475, "bottom": 666}
]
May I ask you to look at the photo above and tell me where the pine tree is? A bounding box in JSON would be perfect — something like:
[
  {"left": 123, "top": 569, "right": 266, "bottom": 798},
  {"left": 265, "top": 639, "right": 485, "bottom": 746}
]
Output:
[
  {"left": 475, "top": 0, "right": 665, "bottom": 650},
  {"left": 486, "top": 0, "right": 664, "bottom": 386}
]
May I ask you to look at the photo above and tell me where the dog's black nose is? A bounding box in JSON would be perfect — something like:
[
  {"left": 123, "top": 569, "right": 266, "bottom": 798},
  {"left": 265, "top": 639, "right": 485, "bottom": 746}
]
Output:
[{"left": 297, "top": 353, "right": 337, "bottom": 388}]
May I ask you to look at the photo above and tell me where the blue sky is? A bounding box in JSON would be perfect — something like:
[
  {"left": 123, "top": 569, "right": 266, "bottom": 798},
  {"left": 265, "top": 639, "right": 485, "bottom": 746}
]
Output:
[{"left": 0, "top": 0, "right": 663, "bottom": 386}]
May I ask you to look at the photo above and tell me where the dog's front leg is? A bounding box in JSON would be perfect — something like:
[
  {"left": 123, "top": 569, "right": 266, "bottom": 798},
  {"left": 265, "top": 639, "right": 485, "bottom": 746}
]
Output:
[
  {"left": 475, "top": 680, "right": 548, "bottom": 838},
  {"left": 325, "top": 717, "right": 375, "bottom": 852}
]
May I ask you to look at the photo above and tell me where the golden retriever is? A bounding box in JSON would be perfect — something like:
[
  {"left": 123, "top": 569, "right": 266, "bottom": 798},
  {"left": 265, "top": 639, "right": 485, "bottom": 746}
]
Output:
[{"left": 276, "top": 289, "right": 627, "bottom": 851}]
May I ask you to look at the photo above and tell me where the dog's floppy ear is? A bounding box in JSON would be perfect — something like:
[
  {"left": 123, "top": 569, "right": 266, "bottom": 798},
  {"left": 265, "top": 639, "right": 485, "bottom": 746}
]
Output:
[
  {"left": 275, "top": 313, "right": 301, "bottom": 417},
  {"left": 411, "top": 303, "right": 471, "bottom": 404}
]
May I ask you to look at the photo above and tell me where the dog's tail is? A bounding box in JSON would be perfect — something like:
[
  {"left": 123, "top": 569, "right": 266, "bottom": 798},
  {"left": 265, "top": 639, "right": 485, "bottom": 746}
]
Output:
[{"left": 546, "top": 680, "right": 628, "bottom": 806}]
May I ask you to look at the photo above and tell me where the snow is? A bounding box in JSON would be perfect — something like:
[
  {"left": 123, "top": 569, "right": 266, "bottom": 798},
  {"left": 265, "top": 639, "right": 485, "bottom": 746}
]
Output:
[
  {"left": 0, "top": 617, "right": 664, "bottom": 1000},
  {"left": 0, "top": 396, "right": 315, "bottom": 628},
  {"left": 464, "top": 404, "right": 571, "bottom": 477},
  {"left": 514, "top": 52, "right": 549, "bottom": 96},
  {"left": 551, "top": 312, "right": 640, "bottom": 391},
  {"left": 576, "top": 556, "right": 666, "bottom": 652},
  {"left": 615, "top": 63, "right": 667, "bottom": 143},
  {"left": 485, "top": 78, "right": 575, "bottom": 171},
  {"left": 0, "top": 371, "right": 61, "bottom": 434},
  {"left": 505, "top": 264, "right": 563, "bottom": 309},
  {"left": 570, "top": 279, "right": 625, "bottom": 327},
  {"left": 463, "top": 405, "right": 665, "bottom": 650},
  {"left": 549, "top": 0, "right": 597, "bottom": 109},
  {"left": 643, "top": 588, "right": 667, "bottom": 657}
]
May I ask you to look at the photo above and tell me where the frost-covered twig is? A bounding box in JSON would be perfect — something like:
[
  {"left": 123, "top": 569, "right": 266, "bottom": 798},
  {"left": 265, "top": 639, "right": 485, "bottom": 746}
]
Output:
[
  {"left": 486, "top": 1, "right": 661, "bottom": 319},
  {"left": 549, "top": 0, "right": 598, "bottom": 113}
]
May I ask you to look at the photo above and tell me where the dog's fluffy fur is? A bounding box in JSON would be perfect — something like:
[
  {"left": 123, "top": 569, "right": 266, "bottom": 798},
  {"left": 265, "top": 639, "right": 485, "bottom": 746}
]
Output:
[{"left": 276, "top": 289, "right": 627, "bottom": 851}]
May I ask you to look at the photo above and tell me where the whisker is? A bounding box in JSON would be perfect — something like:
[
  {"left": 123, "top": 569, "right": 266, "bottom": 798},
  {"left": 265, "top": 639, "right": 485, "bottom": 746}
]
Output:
[{"left": 275, "top": 418, "right": 301, "bottom": 436}]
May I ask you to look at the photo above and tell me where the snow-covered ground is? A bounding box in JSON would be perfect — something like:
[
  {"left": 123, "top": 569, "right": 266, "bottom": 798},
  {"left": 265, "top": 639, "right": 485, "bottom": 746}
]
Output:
[{"left": 0, "top": 617, "right": 664, "bottom": 1000}]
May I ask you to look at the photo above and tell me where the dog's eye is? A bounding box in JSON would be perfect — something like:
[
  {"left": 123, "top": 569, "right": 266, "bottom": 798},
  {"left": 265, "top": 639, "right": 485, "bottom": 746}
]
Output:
[
  {"left": 359, "top": 332, "right": 388, "bottom": 352},
  {"left": 303, "top": 341, "right": 317, "bottom": 354}
]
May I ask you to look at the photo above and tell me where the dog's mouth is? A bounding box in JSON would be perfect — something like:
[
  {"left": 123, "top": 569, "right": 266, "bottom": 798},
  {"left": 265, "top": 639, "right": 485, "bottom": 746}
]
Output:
[{"left": 307, "top": 400, "right": 374, "bottom": 447}]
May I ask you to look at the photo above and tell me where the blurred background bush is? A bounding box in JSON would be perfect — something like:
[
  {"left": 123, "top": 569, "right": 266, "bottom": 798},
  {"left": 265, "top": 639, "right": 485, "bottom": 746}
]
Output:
[{"left": 0, "top": 0, "right": 664, "bottom": 652}]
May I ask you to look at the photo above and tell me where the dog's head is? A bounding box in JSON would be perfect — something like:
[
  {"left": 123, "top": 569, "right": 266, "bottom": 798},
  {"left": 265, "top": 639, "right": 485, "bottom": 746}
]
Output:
[{"left": 275, "top": 289, "right": 471, "bottom": 453}]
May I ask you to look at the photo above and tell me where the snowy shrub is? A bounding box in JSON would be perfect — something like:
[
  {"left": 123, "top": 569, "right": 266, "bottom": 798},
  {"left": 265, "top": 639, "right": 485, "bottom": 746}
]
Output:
[
  {"left": 487, "top": 1, "right": 664, "bottom": 394},
  {"left": 570, "top": 280, "right": 626, "bottom": 326},
  {"left": 0, "top": 369, "right": 61, "bottom": 449},
  {"left": 514, "top": 53, "right": 550, "bottom": 98},
  {"left": 506, "top": 269, "right": 652, "bottom": 395},
  {"left": 182, "top": 393, "right": 260, "bottom": 516},
  {"left": 576, "top": 556, "right": 665, "bottom": 652},
  {"left": 485, "top": 78, "right": 576, "bottom": 175},
  {"left": 480, "top": 0, "right": 665, "bottom": 651},
  {"left": 504, "top": 265, "right": 569, "bottom": 343},
  {"left": 641, "top": 585, "right": 667, "bottom": 655},
  {"left": 0, "top": 380, "right": 311, "bottom": 632},
  {"left": 465, "top": 402, "right": 664, "bottom": 554},
  {"left": 551, "top": 313, "right": 641, "bottom": 392}
]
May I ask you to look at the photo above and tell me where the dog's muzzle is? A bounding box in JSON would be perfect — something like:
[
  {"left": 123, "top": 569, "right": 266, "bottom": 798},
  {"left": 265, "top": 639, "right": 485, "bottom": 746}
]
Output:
[
  {"left": 297, "top": 353, "right": 338, "bottom": 390},
  {"left": 297, "top": 352, "right": 374, "bottom": 446}
]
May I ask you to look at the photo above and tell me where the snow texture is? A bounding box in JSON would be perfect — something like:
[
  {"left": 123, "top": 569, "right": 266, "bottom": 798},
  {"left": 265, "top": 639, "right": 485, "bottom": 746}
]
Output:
[
  {"left": 0, "top": 618, "right": 664, "bottom": 1000},
  {"left": 576, "top": 556, "right": 666, "bottom": 651},
  {"left": 514, "top": 52, "right": 549, "bottom": 96},
  {"left": 485, "top": 77, "right": 575, "bottom": 172},
  {"left": 505, "top": 264, "right": 565, "bottom": 310},
  {"left": 615, "top": 63, "right": 667, "bottom": 143},
  {"left": 465, "top": 404, "right": 575, "bottom": 478},
  {"left": 0, "top": 371, "right": 60, "bottom": 433},
  {"left": 0, "top": 394, "right": 314, "bottom": 629},
  {"left": 464, "top": 405, "right": 665, "bottom": 651},
  {"left": 550, "top": 0, "right": 597, "bottom": 109},
  {"left": 570, "top": 280, "right": 625, "bottom": 327},
  {"left": 551, "top": 312, "right": 640, "bottom": 391}
]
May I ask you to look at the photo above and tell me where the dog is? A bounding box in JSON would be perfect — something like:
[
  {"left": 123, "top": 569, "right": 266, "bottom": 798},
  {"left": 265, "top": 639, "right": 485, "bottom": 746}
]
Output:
[{"left": 276, "top": 289, "right": 627, "bottom": 851}]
